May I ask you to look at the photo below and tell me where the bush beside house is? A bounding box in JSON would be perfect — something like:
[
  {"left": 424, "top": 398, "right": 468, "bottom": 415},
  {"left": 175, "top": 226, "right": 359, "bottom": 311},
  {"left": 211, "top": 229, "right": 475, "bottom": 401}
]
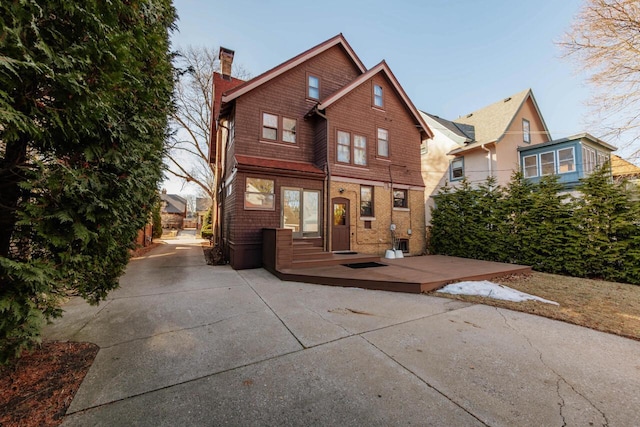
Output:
[{"left": 430, "top": 166, "right": 640, "bottom": 285}]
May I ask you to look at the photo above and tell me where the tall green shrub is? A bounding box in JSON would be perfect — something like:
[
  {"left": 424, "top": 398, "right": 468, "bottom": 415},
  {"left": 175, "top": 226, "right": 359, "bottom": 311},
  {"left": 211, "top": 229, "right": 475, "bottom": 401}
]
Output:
[
  {"left": 200, "top": 207, "right": 213, "bottom": 240},
  {"left": 0, "top": 0, "right": 176, "bottom": 362}
]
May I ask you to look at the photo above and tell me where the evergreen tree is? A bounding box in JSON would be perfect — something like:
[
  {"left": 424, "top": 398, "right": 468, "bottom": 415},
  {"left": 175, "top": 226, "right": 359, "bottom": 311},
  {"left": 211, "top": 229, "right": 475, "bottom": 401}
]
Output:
[
  {"left": 200, "top": 207, "right": 213, "bottom": 240},
  {"left": 0, "top": 0, "right": 176, "bottom": 362}
]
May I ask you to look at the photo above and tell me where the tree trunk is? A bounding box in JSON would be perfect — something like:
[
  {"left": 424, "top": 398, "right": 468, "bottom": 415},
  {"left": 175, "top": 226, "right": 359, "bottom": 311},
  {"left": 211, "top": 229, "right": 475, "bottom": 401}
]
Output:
[{"left": 0, "top": 136, "right": 27, "bottom": 258}]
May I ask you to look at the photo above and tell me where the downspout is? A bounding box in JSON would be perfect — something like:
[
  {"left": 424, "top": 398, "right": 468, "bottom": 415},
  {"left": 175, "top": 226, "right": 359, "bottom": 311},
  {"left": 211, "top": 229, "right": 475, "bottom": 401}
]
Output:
[
  {"left": 314, "top": 107, "right": 331, "bottom": 252},
  {"left": 481, "top": 144, "right": 492, "bottom": 180}
]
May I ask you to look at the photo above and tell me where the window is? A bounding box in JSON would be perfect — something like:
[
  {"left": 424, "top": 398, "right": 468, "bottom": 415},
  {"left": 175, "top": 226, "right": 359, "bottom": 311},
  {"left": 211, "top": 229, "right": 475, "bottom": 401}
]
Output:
[
  {"left": 420, "top": 141, "right": 427, "bottom": 155},
  {"left": 373, "top": 84, "right": 383, "bottom": 108},
  {"left": 540, "top": 151, "right": 555, "bottom": 176},
  {"left": 393, "top": 189, "right": 408, "bottom": 208},
  {"left": 244, "top": 178, "right": 275, "bottom": 210},
  {"left": 308, "top": 75, "right": 320, "bottom": 99},
  {"left": 377, "top": 128, "right": 389, "bottom": 157},
  {"left": 337, "top": 131, "right": 367, "bottom": 166},
  {"left": 523, "top": 119, "right": 530, "bottom": 143},
  {"left": 283, "top": 117, "right": 296, "bottom": 143},
  {"left": 262, "top": 113, "right": 296, "bottom": 144},
  {"left": 523, "top": 155, "right": 538, "bottom": 178},
  {"left": 597, "top": 152, "right": 608, "bottom": 167},
  {"left": 262, "top": 113, "right": 278, "bottom": 140},
  {"left": 337, "top": 131, "right": 350, "bottom": 163},
  {"left": 451, "top": 157, "right": 464, "bottom": 180},
  {"left": 360, "top": 186, "right": 374, "bottom": 217},
  {"left": 397, "top": 239, "right": 409, "bottom": 253},
  {"left": 557, "top": 148, "right": 575, "bottom": 173},
  {"left": 354, "top": 135, "right": 367, "bottom": 165},
  {"left": 583, "top": 146, "right": 596, "bottom": 174}
]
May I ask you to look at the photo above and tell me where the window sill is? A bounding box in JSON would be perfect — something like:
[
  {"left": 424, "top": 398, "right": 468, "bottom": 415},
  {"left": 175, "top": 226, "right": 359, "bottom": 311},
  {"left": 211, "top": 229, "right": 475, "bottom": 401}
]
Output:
[
  {"left": 360, "top": 216, "right": 376, "bottom": 221},
  {"left": 393, "top": 207, "right": 409, "bottom": 212},
  {"left": 259, "top": 139, "right": 298, "bottom": 147}
]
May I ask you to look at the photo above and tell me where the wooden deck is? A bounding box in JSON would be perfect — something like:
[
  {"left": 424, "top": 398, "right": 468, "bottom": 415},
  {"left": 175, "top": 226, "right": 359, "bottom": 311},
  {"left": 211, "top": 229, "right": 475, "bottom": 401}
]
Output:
[
  {"left": 262, "top": 228, "right": 531, "bottom": 294},
  {"left": 276, "top": 255, "right": 532, "bottom": 294}
]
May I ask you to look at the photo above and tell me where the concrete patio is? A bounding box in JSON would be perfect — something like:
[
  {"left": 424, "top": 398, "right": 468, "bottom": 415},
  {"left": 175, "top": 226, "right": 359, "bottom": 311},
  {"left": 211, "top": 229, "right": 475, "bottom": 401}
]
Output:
[{"left": 45, "top": 236, "right": 640, "bottom": 426}]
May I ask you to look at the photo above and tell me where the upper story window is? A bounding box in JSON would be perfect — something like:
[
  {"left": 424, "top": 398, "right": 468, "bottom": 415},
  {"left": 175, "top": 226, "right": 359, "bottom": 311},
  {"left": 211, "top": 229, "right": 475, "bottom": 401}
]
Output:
[
  {"left": 582, "top": 146, "right": 609, "bottom": 174},
  {"left": 373, "top": 84, "right": 384, "bottom": 108},
  {"left": 262, "top": 113, "right": 278, "bottom": 140},
  {"left": 360, "top": 185, "right": 374, "bottom": 217},
  {"left": 308, "top": 74, "right": 320, "bottom": 100},
  {"left": 262, "top": 112, "right": 296, "bottom": 144},
  {"left": 245, "top": 177, "right": 275, "bottom": 210},
  {"left": 377, "top": 128, "right": 389, "bottom": 157},
  {"left": 523, "top": 147, "right": 576, "bottom": 178},
  {"left": 283, "top": 117, "right": 296, "bottom": 143},
  {"left": 337, "top": 130, "right": 367, "bottom": 166},
  {"left": 337, "top": 131, "right": 351, "bottom": 163},
  {"left": 523, "top": 119, "right": 531, "bottom": 143},
  {"left": 523, "top": 155, "right": 538, "bottom": 178},
  {"left": 557, "top": 148, "right": 575, "bottom": 173},
  {"left": 540, "top": 151, "right": 556, "bottom": 176},
  {"left": 451, "top": 157, "right": 464, "bottom": 181},
  {"left": 393, "top": 189, "right": 408, "bottom": 208}
]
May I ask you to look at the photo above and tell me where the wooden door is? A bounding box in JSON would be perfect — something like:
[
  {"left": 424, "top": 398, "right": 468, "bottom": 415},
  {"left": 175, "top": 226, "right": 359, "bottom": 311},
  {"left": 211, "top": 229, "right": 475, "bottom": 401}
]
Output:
[{"left": 331, "top": 197, "right": 350, "bottom": 251}]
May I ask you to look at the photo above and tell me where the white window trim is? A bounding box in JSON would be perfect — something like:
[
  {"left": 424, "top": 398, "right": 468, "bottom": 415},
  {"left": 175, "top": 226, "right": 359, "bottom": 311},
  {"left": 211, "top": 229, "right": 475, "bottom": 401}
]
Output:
[
  {"left": 523, "top": 154, "right": 539, "bottom": 178},
  {"left": 557, "top": 147, "right": 576, "bottom": 174},
  {"left": 450, "top": 158, "right": 464, "bottom": 181},
  {"left": 540, "top": 151, "right": 556, "bottom": 176}
]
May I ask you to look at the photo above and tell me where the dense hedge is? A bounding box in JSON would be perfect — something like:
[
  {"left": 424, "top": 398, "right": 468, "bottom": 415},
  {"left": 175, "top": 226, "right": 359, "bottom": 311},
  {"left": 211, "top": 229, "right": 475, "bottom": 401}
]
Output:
[
  {"left": 429, "top": 167, "right": 640, "bottom": 284},
  {"left": 0, "top": 0, "right": 176, "bottom": 362}
]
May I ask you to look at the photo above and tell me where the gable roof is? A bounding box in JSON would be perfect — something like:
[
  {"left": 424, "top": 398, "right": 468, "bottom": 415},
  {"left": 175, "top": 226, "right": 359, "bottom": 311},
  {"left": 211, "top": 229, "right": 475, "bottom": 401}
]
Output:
[
  {"left": 611, "top": 155, "right": 640, "bottom": 177},
  {"left": 221, "top": 34, "right": 366, "bottom": 103},
  {"left": 316, "top": 61, "right": 432, "bottom": 138},
  {"left": 420, "top": 111, "right": 474, "bottom": 143},
  {"left": 160, "top": 194, "right": 187, "bottom": 214},
  {"left": 454, "top": 88, "right": 550, "bottom": 145}
]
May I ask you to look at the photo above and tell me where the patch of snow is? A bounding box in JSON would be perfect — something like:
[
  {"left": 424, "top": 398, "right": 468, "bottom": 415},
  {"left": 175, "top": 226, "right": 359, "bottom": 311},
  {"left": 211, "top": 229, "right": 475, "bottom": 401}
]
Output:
[{"left": 437, "top": 280, "right": 559, "bottom": 305}]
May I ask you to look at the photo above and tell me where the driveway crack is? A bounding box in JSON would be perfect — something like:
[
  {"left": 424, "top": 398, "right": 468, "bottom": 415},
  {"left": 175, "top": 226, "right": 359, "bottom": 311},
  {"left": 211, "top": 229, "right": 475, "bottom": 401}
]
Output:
[{"left": 495, "top": 308, "right": 609, "bottom": 427}]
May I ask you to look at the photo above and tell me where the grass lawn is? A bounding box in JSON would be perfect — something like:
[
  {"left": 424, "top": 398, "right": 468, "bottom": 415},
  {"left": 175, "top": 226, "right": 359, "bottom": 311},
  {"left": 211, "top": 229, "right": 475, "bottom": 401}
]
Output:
[{"left": 431, "top": 272, "right": 640, "bottom": 341}]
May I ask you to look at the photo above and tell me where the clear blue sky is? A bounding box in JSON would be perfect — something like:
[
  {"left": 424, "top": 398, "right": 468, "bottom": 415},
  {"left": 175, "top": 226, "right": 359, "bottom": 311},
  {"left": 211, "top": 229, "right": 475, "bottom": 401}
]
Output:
[{"left": 166, "top": 0, "right": 605, "bottom": 193}]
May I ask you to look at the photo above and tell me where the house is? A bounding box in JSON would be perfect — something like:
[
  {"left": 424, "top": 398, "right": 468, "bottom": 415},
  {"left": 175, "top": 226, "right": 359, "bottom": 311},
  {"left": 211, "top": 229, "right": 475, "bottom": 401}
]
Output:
[
  {"left": 195, "top": 197, "right": 212, "bottom": 230},
  {"left": 210, "top": 34, "right": 432, "bottom": 269},
  {"left": 160, "top": 190, "right": 187, "bottom": 230},
  {"left": 611, "top": 154, "right": 640, "bottom": 183},
  {"left": 422, "top": 89, "right": 617, "bottom": 223}
]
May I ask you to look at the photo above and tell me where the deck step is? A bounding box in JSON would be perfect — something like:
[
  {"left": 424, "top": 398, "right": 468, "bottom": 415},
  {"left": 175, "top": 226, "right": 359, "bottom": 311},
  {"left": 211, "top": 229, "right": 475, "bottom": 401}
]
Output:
[{"left": 291, "top": 254, "right": 381, "bottom": 269}]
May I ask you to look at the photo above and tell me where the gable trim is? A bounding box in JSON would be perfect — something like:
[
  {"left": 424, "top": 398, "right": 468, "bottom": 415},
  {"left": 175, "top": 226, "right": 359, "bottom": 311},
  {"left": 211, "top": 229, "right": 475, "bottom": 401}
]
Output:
[
  {"left": 317, "top": 61, "right": 433, "bottom": 138},
  {"left": 221, "top": 34, "right": 366, "bottom": 103}
]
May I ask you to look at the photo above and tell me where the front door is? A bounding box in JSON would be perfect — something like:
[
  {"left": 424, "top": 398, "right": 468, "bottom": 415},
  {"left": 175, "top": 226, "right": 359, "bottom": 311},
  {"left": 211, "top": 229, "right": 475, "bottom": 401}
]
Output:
[{"left": 331, "top": 197, "right": 350, "bottom": 251}]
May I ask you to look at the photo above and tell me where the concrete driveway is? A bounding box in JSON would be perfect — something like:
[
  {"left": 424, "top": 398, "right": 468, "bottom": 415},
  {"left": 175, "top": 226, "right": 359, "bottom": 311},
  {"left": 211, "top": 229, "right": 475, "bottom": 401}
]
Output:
[{"left": 45, "top": 236, "right": 640, "bottom": 426}]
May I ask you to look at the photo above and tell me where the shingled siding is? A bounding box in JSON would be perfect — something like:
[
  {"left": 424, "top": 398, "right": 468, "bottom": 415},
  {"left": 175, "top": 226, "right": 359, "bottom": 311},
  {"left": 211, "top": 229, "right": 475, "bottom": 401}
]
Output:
[
  {"left": 233, "top": 45, "right": 361, "bottom": 165},
  {"left": 326, "top": 74, "right": 424, "bottom": 187},
  {"left": 228, "top": 171, "right": 324, "bottom": 269}
]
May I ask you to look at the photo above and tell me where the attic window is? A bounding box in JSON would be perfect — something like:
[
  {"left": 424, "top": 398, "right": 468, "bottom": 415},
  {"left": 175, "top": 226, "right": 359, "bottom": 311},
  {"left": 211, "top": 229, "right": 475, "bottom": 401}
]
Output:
[
  {"left": 308, "top": 74, "right": 320, "bottom": 100},
  {"left": 523, "top": 118, "right": 531, "bottom": 143},
  {"left": 373, "top": 84, "right": 384, "bottom": 108}
]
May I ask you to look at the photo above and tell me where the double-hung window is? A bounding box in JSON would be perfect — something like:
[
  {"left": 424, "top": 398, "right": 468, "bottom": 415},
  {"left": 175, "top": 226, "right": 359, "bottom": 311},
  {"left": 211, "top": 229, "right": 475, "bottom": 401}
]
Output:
[
  {"left": 337, "top": 131, "right": 367, "bottom": 166},
  {"left": 523, "top": 155, "right": 538, "bottom": 178},
  {"left": 377, "top": 128, "right": 389, "bottom": 157},
  {"left": 557, "top": 148, "right": 575, "bottom": 173},
  {"left": 451, "top": 157, "right": 464, "bottom": 180},
  {"left": 373, "top": 84, "right": 383, "bottom": 108},
  {"left": 393, "top": 189, "right": 408, "bottom": 208},
  {"left": 308, "top": 74, "right": 320, "bottom": 99},
  {"left": 360, "top": 186, "right": 374, "bottom": 217},
  {"left": 262, "top": 113, "right": 278, "bottom": 140},
  {"left": 540, "top": 151, "right": 556, "bottom": 176},
  {"left": 523, "top": 119, "right": 531, "bottom": 143},
  {"left": 337, "top": 131, "right": 351, "bottom": 163},
  {"left": 262, "top": 113, "right": 296, "bottom": 144}
]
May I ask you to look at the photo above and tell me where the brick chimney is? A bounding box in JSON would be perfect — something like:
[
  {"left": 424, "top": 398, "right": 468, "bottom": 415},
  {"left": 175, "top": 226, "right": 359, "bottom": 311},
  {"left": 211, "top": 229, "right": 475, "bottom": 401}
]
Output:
[{"left": 219, "top": 47, "right": 235, "bottom": 80}]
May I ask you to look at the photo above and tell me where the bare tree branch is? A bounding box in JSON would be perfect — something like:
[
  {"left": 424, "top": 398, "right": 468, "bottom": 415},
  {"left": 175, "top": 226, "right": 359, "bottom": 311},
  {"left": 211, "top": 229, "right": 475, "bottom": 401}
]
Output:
[
  {"left": 165, "top": 46, "right": 250, "bottom": 199},
  {"left": 560, "top": 0, "right": 640, "bottom": 161}
]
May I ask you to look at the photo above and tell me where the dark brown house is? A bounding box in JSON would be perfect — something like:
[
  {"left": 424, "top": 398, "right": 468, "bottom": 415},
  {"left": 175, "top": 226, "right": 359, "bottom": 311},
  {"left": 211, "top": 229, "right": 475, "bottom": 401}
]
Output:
[{"left": 211, "top": 34, "right": 432, "bottom": 269}]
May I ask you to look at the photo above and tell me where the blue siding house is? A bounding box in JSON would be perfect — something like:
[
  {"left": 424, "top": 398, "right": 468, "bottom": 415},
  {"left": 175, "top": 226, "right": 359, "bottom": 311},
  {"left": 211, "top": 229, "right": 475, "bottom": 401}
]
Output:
[{"left": 518, "top": 133, "right": 617, "bottom": 190}]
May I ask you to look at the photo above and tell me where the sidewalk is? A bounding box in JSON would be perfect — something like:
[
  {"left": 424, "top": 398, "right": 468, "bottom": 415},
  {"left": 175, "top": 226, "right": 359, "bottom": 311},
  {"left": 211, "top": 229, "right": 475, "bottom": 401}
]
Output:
[{"left": 45, "top": 239, "right": 640, "bottom": 426}]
